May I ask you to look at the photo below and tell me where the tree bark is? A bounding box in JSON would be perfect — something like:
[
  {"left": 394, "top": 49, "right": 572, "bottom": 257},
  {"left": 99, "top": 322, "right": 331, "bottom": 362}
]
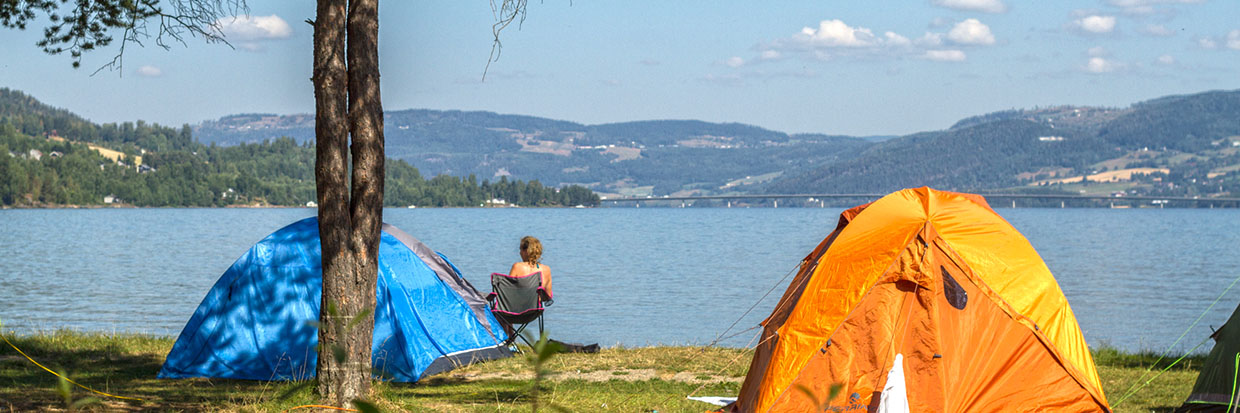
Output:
[
  {"left": 310, "top": 0, "right": 383, "bottom": 406},
  {"left": 312, "top": 0, "right": 357, "bottom": 406}
]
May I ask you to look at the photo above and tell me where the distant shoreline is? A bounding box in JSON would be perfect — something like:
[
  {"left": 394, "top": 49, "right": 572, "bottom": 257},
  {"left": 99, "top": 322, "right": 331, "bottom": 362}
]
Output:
[
  {"left": 2, "top": 204, "right": 1236, "bottom": 209},
  {"left": 0, "top": 204, "right": 588, "bottom": 210}
]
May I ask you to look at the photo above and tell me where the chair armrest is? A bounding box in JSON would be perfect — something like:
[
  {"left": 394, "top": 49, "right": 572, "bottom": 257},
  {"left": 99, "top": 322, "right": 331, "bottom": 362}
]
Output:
[{"left": 537, "top": 287, "right": 553, "bottom": 306}]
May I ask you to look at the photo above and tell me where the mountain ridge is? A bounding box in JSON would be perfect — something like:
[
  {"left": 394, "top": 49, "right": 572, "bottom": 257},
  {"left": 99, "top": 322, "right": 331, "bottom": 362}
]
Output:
[
  {"left": 8, "top": 85, "right": 1238, "bottom": 202},
  {"left": 769, "top": 89, "right": 1240, "bottom": 199},
  {"left": 194, "top": 89, "right": 1240, "bottom": 200}
]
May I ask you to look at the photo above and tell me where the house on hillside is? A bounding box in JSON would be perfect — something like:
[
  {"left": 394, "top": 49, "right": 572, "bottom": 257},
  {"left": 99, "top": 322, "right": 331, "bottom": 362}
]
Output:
[
  {"left": 27, "top": 149, "right": 43, "bottom": 160},
  {"left": 103, "top": 195, "right": 120, "bottom": 204}
]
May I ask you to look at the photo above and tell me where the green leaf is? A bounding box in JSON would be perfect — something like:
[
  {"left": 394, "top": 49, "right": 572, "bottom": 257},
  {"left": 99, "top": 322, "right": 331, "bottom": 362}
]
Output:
[
  {"left": 56, "top": 371, "right": 72, "bottom": 404},
  {"left": 793, "top": 384, "right": 821, "bottom": 409},
  {"left": 826, "top": 383, "right": 843, "bottom": 403},
  {"left": 346, "top": 308, "right": 373, "bottom": 331},
  {"left": 71, "top": 396, "right": 100, "bottom": 410},
  {"left": 352, "top": 398, "right": 382, "bottom": 413},
  {"left": 527, "top": 331, "right": 563, "bottom": 363},
  {"left": 538, "top": 341, "right": 563, "bottom": 363},
  {"left": 274, "top": 381, "right": 312, "bottom": 401},
  {"left": 332, "top": 344, "right": 347, "bottom": 364},
  {"left": 326, "top": 301, "right": 339, "bottom": 317}
]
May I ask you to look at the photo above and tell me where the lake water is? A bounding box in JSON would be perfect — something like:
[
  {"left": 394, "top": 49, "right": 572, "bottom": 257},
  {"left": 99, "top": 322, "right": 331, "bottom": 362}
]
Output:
[{"left": 1, "top": 206, "right": 1238, "bottom": 354}]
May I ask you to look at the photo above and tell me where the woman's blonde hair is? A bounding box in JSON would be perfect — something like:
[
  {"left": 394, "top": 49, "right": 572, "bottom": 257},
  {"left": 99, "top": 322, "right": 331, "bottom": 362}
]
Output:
[{"left": 520, "top": 236, "right": 543, "bottom": 265}]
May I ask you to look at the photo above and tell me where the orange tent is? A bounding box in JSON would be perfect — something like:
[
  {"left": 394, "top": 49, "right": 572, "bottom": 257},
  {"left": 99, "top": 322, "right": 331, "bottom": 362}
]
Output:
[{"left": 732, "top": 188, "right": 1109, "bottom": 412}]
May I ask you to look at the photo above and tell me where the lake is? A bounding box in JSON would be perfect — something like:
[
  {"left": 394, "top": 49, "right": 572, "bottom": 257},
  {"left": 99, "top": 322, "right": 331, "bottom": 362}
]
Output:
[{"left": 1, "top": 206, "right": 1237, "bottom": 354}]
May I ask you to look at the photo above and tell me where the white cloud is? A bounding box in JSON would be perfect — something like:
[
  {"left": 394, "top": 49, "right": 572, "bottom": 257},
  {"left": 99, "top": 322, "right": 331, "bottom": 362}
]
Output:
[
  {"left": 885, "top": 32, "right": 912, "bottom": 47},
  {"left": 924, "top": 49, "right": 967, "bottom": 61},
  {"left": 725, "top": 56, "right": 745, "bottom": 68},
  {"left": 1198, "top": 37, "right": 1218, "bottom": 49},
  {"left": 1155, "top": 54, "right": 1176, "bottom": 65},
  {"left": 1087, "top": 46, "right": 1110, "bottom": 57},
  {"left": 1085, "top": 57, "right": 1121, "bottom": 73},
  {"left": 1228, "top": 30, "right": 1240, "bottom": 50},
  {"left": 947, "top": 19, "right": 995, "bottom": 45},
  {"left": 216, "top": 15, "right": 292, "bottom": 40},
  {"left": 1075, "top": 15, "right": 1117, "bottom": 34},
  {"left": 1106, "top": 0, "right": 1205, "bottom": 14},
  {"left": 214, "top": 14, "right": 292, "bottom": 51},
  {"left": 916, "top": 32, "right": 945, "bottom": 47},
  {"left": 761, "top": 17, "right": 994, "bottom": 64},
  {"left": 136, "top": 65, "right": 162, "bottom": 77},
  {"left": 931, "top": 0, "right": 1008, "bottom": 14},
  {"left": 1139, "top": 24, "right": 1175, "bottom": 37},
  {"left": 799, "top": 19, "right": 878, "bottom": 47}
]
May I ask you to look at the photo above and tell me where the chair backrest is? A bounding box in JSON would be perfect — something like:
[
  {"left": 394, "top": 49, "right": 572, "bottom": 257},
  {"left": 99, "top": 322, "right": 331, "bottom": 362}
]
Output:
[{"left": 490, "top": 272, "right": 545, "bottom": 319}]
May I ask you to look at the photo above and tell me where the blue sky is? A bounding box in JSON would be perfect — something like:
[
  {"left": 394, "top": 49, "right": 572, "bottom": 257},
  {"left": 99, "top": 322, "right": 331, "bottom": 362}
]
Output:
[{"left": 1, "top": 0, "right": 1237, "bottom": 136}]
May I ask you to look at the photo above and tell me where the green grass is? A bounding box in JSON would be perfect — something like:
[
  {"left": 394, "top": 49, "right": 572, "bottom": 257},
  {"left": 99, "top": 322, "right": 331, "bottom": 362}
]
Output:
[{"left": 0, "top": 331, "right": 1214, "bottom": 412}]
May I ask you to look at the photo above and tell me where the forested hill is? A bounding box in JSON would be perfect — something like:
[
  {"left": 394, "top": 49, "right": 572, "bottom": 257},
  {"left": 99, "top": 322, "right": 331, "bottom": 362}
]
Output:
[
  {"left": 195, "top": 110, "right": 874, "bottom": 197},
  {"left": 0, "top": 88, "right": 598, "bottom": 208},
  {"left": 8, "top": 86, "right": 1238, "bottom": 205},
  {"left": 767, "top": 89, "right": 1240, "bottom": 200}
]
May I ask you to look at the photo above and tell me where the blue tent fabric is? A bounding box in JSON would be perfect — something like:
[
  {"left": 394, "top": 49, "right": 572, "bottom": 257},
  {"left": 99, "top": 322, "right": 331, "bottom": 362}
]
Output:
[{"left": 158, "top": 217, "right": 509, "bottom": 382}]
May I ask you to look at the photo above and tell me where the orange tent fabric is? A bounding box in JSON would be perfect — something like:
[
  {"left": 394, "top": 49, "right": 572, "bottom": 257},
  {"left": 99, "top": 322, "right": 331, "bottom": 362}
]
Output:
[{"left": 733, "top": 187, "right": 1109, "bottom": 413}]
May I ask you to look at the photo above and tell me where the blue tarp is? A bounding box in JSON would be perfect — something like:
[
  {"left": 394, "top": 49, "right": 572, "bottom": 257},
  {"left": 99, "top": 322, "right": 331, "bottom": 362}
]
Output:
[{"left": 158, "top": 217, "right": 509, "bottom": 382}]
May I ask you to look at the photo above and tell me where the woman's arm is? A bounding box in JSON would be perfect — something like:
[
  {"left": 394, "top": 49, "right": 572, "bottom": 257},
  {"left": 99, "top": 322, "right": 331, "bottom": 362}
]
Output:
[{"left": 540, "top": 266, "right": 552, "bottom": 298}]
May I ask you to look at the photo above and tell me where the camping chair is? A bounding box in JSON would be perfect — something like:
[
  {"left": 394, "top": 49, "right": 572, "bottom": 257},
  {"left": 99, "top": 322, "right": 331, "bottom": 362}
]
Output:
[{"left": 486, "top": 272, "right": 549, "bottom": 349}]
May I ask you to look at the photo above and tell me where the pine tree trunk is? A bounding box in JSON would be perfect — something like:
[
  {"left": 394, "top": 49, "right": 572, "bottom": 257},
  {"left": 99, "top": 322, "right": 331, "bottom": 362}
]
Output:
[{"left": 312, "top": 0, "right": 357, "bottom": 406}]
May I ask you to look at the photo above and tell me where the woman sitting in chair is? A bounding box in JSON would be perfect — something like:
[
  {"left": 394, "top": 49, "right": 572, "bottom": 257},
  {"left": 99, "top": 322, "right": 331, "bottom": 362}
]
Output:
[
  {"left": 510, "top": 235, "right": 552, "bottom": 304},
  {"left": 489, "top": 236, "right": 553, "bottom": 344}
]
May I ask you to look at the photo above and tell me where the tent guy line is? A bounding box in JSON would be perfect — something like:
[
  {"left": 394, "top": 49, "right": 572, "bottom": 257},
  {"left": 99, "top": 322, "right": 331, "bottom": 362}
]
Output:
[
  {"left": 0, "top": 328, "right": 144, "bottom": 401},
  {"left": 1114, "top": 269, "right": 1240, "bottom": 407}
]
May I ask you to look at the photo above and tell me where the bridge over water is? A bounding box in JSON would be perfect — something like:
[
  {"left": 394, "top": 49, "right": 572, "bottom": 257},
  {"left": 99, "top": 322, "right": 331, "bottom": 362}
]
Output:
[{"left": 600, "top": 193, "right": 1240, "bottom": 208}]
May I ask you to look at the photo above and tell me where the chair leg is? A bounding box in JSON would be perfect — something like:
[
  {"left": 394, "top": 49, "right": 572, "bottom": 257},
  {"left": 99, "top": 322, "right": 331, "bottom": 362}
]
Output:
[
  {"left": 513, "top": 316, "right": 544, "bottom": 351},
  {"left": 516, "top": 326, "right": 537, "bottom": 349},
  {"left": 508, "top": 322, "right": 529, "bottom": 348}
]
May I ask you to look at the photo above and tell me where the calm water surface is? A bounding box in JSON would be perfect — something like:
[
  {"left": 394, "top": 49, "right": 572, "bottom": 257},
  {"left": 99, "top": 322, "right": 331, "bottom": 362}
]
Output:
[{"left": 1, "top": 207, "right": 1237, "bottom": 353}]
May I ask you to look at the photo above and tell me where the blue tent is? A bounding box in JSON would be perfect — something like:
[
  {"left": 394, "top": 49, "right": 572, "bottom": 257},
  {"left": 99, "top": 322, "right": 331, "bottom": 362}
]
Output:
[{"left": 158, "top": 217, "right": 509, "bottom": 382}]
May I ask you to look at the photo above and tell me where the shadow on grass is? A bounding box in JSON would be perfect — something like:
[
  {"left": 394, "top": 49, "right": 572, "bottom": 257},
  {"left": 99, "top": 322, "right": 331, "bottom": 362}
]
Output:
[
  {"left": 381, "top": 378, "right": 529, "bottom": 406},
  {"left": 0, "top": 334, "right": 309, "bottom": 411}
]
